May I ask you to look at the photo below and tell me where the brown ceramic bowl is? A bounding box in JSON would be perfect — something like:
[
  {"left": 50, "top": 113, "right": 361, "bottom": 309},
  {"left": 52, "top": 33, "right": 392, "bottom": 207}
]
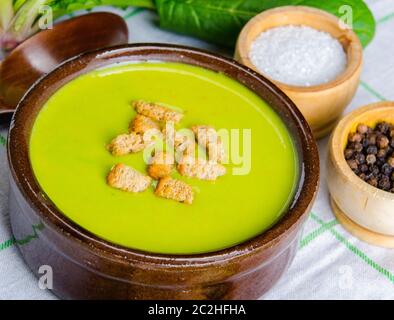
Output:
[{"left": 7, "top": 44, "right": 319, "bottom": 300}]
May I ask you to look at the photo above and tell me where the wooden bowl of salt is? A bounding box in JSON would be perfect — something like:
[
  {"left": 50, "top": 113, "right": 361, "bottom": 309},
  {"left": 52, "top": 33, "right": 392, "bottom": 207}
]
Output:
[{"left": 235, "top": 6, "right": 363, "bottom": 139}]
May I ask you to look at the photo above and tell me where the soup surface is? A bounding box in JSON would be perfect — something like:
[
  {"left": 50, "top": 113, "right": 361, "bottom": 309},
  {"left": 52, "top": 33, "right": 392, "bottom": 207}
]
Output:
[{"left": 30, "top": 62, "right": 299, "bottom": 254}]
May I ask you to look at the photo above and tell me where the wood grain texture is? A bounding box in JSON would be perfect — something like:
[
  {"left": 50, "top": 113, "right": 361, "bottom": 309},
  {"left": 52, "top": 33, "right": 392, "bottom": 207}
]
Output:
[{"left": 331, "top": 197, "right": 394, "bottom": 248}]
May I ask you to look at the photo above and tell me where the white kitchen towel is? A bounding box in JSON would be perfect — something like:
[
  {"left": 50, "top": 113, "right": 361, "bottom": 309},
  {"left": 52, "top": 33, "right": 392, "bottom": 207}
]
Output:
[{"left": 0, "top": 0, "right": 393, "bottom": 299}]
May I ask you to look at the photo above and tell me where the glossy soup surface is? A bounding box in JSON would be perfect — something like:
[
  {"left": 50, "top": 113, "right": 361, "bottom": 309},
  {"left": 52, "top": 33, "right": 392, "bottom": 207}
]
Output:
[{"left": 30, "top": 62, "right": 299, "bottom": 254}]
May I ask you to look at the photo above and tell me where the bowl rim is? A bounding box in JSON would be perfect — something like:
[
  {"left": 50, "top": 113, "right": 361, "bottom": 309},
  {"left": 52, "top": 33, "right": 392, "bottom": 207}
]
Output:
[
  {"left": 7, "top": 43, "right": 319, "bottom": 265},
  {"left": 236, "top": 5, "right": 363, "bottom": 92},
  {"left": 330, "top": 101, "right": 394, "bottom": 201}
]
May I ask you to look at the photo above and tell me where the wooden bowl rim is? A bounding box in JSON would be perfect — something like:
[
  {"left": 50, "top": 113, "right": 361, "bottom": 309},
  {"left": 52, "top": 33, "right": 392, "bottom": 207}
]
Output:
[
  {"left": 331, "top": 197, "right": 394, "bottom": 248},
  {"left": 7, "top": 44, "right": 319, "bottom": 266},
  {"left": 236, "top": 6, "right": 363, "bottom": 93},
  {"left": 330, "top": 101, "right": 394, "bottom": 201}
]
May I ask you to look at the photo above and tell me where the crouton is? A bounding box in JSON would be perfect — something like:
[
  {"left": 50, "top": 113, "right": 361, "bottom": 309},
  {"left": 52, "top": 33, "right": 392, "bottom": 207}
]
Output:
[
  {"left": 129, "top": 114, "right": 160, "bottom": 134},
  {"left": 133, "top": 100, "right": 183, "bottom": 123},
  {"left": 176, "top": 139, "right": 195, "bottom": 158},
  {"left": 162, "top": 126, "right": 185, "bottom": 146},
  {"left": 163, "top": 126, "right": 195, "bottom": 158},
  {"left": 177, "top": 156, "right": 226, "bottom": 181},
  {"left": 147, "top": 151, "right": 175, "bottom": 179},
  {"left": 207, "top": 139, "right": 226, "bottom": 163},
  {"left": 191, "top": 125, "right": 226, "bottom": 163},
  {"left": 107, "top": 133, "right": 145, "bottom": 156},
  {"left": 155, "top": 177, "right": 194, "bottom": 204},
  {"left": 107, "top": 164, "right": 152, "bottom": 192}
]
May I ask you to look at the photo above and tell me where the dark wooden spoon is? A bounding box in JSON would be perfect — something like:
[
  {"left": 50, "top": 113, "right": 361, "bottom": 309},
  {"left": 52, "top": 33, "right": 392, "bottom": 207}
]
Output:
[{"left": 0, "top": 12, "right": 128, "bottom": 117}]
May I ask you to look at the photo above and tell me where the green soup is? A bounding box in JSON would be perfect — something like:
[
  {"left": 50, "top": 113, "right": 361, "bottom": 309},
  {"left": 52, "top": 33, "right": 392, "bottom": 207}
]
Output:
[{"left": 29, "top": 62, "right": 299, "bottom": 254}]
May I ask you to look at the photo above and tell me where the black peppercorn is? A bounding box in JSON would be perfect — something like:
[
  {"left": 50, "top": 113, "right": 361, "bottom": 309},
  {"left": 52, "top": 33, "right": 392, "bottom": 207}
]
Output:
[
  {"left": 381, "top": 163, "right": 393, "bottom": 176},
  {"left": 377, "top": 135, "right": 389, "bottom": 149},
  {"left": 377, "top": 148, "right": 388, "bottom": 158},
  {"left": 369, "top": 164, "right": 380, "bottom": 176},
  {"left": 367, "top": 177, "right": 378, "bottom": 187},
  {"left": 387, "top": 146, "right": 393, "bottom": 156},
  {"left": 388, "top": 157, "right": 394, "bottom": 167},
  {"left": 360, "top": 164, "right": 369, "bottom": 173},
  {"left": 357, "top": 124, "right": 369, "bottom": 134},
  {"left": 359, "top": 173, "right": 367, "bottom": 181},
  {"left": 355, "top": 153, "right": 365, "bottom": 165},
  {"left": 378, "top": 175, "right": 391, "bottom": 191},
  {"left": 366, "top": 145, "right": 378, "bottom": 155},
  {"left": 344, "top": 149, "right": 354, "bottom": 159},
  {"left": 376, "top": 157, "right": 385, "bottom": 167},
  {"left": 345, "top": 122, "right": 394, "bottom": 193},
  {"left": 376, "top": 122, "right": 390, "bottom": 135},
  {"left": 366, "top": 154, "right": 376, "bottom": 165},
  {"left": 347, "top": 159, "right": 358, "bottom": 170},
  {"left": 366, "top": 133, "right": 377, "bottom": 146},
  {"left": 349, "top": 132, "right": 362, "bottom": 143},
  {"left": 354, "top": 142, "right": 363, "bottom": 152}
]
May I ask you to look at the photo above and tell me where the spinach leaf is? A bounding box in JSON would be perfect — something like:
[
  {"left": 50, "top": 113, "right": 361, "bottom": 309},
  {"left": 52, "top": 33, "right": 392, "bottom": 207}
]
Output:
[
  {"left": 49, "top": 0, "right": 155, "bottom": 18},
  {"left": 154, "top": 0, "right": 375, "bottom": 47}
]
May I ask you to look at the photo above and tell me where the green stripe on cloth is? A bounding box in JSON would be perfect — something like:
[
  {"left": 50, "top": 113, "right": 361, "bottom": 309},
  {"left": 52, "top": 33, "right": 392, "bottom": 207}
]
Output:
[
  {"left": 0, "top": 238, "right": 16, "bottom": 252},
  {"left": 0, "top": 223, "right": 44, "bottom": 253},
  {"left": 15, "top": 223, "right": 44, "bottom": 245},
  {"left": 0, "top": 135, "right": 6, "bottom": 146},
  {"left": 377, "top": 12, "right": 394, "bottom": 24},
  {"left": 310, "top": 213, "right": 394, "bottom": 284},
  {"left": 3, "top": 213, "right": 394, "bottom": 285},
  {"left": 123, "top": 7, "right": 145, "bottom": 20},
  {"left": 300, "top": 218, "right": 339, "bottom": 249},
  {"left": 360, "top": 81, "right": 386, "bottom": 101}
]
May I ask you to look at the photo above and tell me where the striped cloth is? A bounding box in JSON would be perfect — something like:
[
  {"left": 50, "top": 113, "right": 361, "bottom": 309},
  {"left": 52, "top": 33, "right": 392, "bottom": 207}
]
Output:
[{"left": 1, "top": 0, "right": 393, "bottom": 299}]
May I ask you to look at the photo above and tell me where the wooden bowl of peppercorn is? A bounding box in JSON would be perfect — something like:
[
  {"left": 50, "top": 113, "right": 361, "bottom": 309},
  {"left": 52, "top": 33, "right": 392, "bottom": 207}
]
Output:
[{"left": 327, "top": 102, "right": 394, "bottom": 248}]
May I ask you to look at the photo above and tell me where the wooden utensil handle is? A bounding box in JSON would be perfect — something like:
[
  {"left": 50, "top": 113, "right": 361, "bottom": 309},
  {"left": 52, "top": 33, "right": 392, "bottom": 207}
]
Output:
[
  {"left": 0, "top": 61, "right": 13, "bottom": 116},
  {"left": 0, "top": 100, "right": 13, "bottom": 126},
  {"left": 0, "top": 72, "right": 13, "bottom": 126},
  {"left": 0, "top": 93, "right": 12, "bottom": 111},
  {"left": 0, "top": 100, "right": 5, "bottom": 109}
]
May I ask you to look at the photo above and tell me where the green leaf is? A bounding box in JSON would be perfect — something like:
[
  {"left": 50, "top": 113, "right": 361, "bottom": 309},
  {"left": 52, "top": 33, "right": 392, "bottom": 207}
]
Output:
[
  {"left": 9, "top": 0, "right": 49, "bottom": 37},
  {"left": 155, "top": 0, "right": 376, "bottom": 47},
  {"left": 13, "top": 0, "right": 29, "bottom": 11},
  {"left": 0, "top": 0, "right": 14, "bottom": 30},
  {"left": 1, "top": 0, "right": 155, "bottom": 51},
  {"left": 48, "top": 0, "right": 155, "bottom": 17}
]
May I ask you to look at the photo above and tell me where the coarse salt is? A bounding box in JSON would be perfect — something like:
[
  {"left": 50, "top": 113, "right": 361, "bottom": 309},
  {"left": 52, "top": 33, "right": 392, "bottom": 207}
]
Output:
[{"left": 249, "top": 25, "right": 347, "bottom": 87}]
